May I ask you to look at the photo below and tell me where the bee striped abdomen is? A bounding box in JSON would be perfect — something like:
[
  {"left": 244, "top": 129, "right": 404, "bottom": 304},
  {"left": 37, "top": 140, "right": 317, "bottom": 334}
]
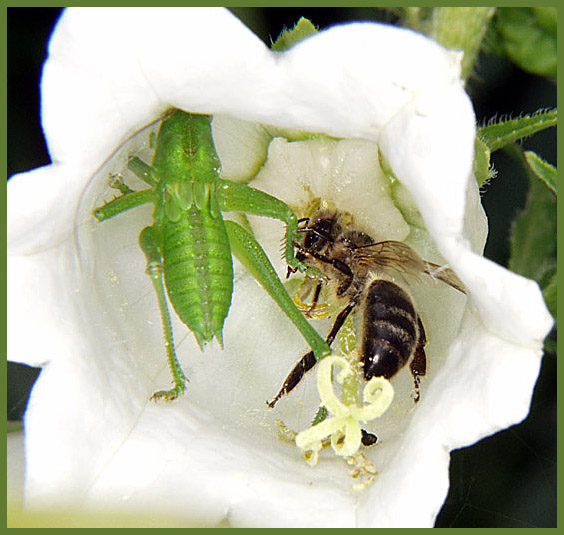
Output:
[
  {"left": 163, "top": 205, "right": 233, "bottom": 346},
  {"left": 361, "top": 279, "right": 418, "bottom": 381}
]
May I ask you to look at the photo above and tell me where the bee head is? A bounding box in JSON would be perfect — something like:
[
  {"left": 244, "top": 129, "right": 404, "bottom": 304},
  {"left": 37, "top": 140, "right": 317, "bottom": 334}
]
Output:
[{"left": 300, "top": 210, "right": 342, "bottom": 253}]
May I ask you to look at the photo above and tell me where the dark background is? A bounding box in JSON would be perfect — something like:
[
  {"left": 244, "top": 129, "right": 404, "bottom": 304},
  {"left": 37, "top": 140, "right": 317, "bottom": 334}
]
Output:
[{"left": 7, "top": 7, "right": 556, "bottom": 528}]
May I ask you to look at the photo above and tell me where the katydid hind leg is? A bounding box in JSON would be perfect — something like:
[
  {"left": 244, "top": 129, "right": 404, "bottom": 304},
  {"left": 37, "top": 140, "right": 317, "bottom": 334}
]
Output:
[
  {"left": 224, "top": 220, "right": 330, "bottom": 361},
  {"left": 139, "top": 226, "right": 188, "bottom": 401}
]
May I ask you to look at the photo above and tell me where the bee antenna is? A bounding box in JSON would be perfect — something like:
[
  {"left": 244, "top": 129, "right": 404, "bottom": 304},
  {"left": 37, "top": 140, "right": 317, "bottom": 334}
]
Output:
[{"left": 309, "top": 228, "right": 334, "bottom": 242}]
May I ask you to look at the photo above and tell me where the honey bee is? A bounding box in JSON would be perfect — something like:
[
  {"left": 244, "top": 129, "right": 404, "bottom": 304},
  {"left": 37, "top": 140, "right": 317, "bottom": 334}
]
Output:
[{"left": 267, "top": 209, "right": 466, "bottom": 409}]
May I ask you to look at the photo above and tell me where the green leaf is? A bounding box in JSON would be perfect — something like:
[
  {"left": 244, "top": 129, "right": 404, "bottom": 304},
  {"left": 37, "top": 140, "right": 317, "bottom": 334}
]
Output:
[
  {"left": 473, "top": 135, "right": 494, "bottom": 187},
  {"left": 542, "top": 271, "right": 557, "bottom": 321},
  {"left": 508, "top": 165, "right": 556, "bottom": 347},
  {"left": 544, "top": 336, "right": 556, "bottom": 355},
  {"left": 524, "top": 151, "right": 556, "bottom": 194},
  {"left": 401, "top": 7, "right": 434, "bottom": 33},
  {"left": 531, "top": 7, "right": 557, "bottom": 35},
  {"left": 508, "top": 174, "right": 556, "bottom": 284},
  {"left": 495, "top": 7, "right": 556, "bottom": 77},
  {"left": 478, "top": 109, "right": 557, "bottom": 152},
  {"left": 271, "top": 17, "right": 318, "bottom": 51}
]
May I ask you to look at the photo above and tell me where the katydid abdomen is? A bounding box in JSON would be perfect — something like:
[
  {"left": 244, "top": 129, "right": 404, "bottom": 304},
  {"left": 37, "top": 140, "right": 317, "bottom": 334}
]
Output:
[{"left": 163, "top": 203, "right": 233, "bottom": 349}]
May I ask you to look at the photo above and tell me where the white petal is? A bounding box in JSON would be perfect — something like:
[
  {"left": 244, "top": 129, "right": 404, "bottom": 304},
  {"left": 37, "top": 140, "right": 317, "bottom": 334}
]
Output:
[
  {"left": 447, "top": 240, "right": 553, "bottom": 347},
  {"left": 8, "top": 165, "right": 81, "bottom": 254},
  {"left": 8, "top": 239, "right": 82, "bottom": 366},
  {"left": 357, "top": 310, "right": 544, "bottom": 527},
  {"left": 23, "top": 273, "right": 360, "bottom": 527},
  {"left": 16, "top": 8, "right": 473, "bottom": 255},
  {"left": 9, "top": 8, "right": 267, "bottom": 253},
  {"left": 212, "top": 115, "right": 271, "bottom": 182},
  {"left": 41, "top": 8, "right": 269, "bottom": 169}
]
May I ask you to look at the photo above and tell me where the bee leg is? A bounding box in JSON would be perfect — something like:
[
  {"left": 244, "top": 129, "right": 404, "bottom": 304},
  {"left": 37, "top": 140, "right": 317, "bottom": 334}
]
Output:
[
  {"left": 286, "top": 265, "right": 298, "bottom": 279},
  {"left": 306, "top": 281, "right": 324, "bottom": 317},
  {"left": 267, "top": 350, "right": 317, "bottom": 408},
  {"left": 410, "top": 317, "right": 427, "bottom": 403},
  {"left": 361, "top": 429, "right": 378, "bottom": 446},
  {"left": 292, "top": 241, "right": 354, "bottom": 292},
  {"left": 267, "top": 302, "right": 356, "bottom": 408},
  {"left": 292, "top": 279, "right": 328, "bottom": 318}
]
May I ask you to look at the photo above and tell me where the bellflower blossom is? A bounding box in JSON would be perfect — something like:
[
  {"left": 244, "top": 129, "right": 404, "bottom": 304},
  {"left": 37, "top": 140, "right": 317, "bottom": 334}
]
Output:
[{"left": 7, "top": 7, "right": 552, "bottom": 528}]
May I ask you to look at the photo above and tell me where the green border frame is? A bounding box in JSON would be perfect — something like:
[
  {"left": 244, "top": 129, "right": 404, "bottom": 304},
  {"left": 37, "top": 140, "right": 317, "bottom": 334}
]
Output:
[{"left": 3, "top": 3, "right": 559, "bottom": 529}]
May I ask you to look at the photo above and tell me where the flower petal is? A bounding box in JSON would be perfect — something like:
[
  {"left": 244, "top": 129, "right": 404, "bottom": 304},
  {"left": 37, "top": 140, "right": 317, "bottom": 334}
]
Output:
[
  {"left": 356, "top": 310, "right": 545, "bottom": 527},
  {"left": 447, "top": 240, "right": 553, "bottom": 347},
  {"left": 42, "top": 8, "right": 270, "bottom": 170},
  {"left": 8, "top": 232, "right": 84, "bottom": 366}
]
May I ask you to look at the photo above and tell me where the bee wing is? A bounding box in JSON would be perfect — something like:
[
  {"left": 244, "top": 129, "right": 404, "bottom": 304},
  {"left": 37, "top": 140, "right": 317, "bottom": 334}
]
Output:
[
  {"left": 356, "top": 240, "right": 426, "bottom": 273},
  {"left": 356, "top": 241, "right": 466, "bottom": 294},
  {"left": 421, "top": 261, "right": 466, "bottom": 294}
]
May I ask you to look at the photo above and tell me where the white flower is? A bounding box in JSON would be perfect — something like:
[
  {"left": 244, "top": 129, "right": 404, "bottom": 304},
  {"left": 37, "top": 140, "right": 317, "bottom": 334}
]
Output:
[{"left": 8, "top": 7, "right": 552, "bottom": 528}]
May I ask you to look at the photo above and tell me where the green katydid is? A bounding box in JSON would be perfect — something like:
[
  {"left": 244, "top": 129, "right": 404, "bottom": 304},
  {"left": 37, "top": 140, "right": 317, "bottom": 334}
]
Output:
[{"left": 94, "top": 109, "right": 330, "bottom": 401}]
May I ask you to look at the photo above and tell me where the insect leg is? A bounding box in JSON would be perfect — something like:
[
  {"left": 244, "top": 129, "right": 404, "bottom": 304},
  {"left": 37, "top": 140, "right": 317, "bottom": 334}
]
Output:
[
  {"left": 267, "top": 301, "right": 356, "bottom": 408},
  {"left": 108, "top": 173, "right": 134, "bottom": 195},
  {"left": 409, "top": 316, "right": 427, "bottom": 403},
  {"left": 93, "top": 188, "right": 154, "bottom": 222},
  {"left": 139, "top": 226, "right": 188, "bottom": 401},
  {"left": 291, "top": 277, "right": 328, "bottom": 319},
  {"left": 216, "top": 180, "right": 316, "bottom": 276},
  {"left": 224, "top": 220, "right": 330, "bottom": 360},
  {"left": 306, "top": 281, "right": 324, "bottom": 317},
  {"left": 127, "top": 155, "right": 159, "bottom": 186},
  {"left": 292, "top": 242, "right": 352, "bottom": 279},
  {"left": 93, "top": 154, "right": 160, "bottom": 221},
  {"left": 292, "top": 241, "right": 354, "bottom": 294},
  {"left": 361, "top": 429, "right": 378, "bottom": 446}
]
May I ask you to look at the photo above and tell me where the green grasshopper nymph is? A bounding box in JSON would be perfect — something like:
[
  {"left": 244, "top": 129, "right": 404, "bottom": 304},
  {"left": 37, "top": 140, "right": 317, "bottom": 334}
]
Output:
[{"left": 93, "top": 109, "right": 330, "bottom": 401}]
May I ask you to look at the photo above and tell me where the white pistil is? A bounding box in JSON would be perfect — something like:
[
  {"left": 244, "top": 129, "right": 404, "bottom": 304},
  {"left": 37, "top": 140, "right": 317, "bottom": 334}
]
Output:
[{"left": 295, "top": 356, "right": 394, "bottom": 459}]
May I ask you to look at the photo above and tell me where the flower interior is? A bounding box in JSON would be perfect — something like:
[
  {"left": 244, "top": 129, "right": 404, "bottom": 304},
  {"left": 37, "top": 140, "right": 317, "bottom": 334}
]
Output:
[{"left": 75, "top": 111, "right": 468, "bottom": 487}]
